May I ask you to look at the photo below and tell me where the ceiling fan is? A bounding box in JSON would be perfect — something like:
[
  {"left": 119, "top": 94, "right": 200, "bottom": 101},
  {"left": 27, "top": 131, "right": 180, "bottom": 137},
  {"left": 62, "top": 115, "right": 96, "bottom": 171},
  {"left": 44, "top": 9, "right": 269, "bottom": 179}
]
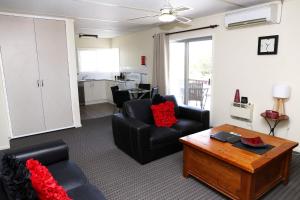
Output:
[{"left": 128, "top": 0, "right": 192, "bottom": 24}]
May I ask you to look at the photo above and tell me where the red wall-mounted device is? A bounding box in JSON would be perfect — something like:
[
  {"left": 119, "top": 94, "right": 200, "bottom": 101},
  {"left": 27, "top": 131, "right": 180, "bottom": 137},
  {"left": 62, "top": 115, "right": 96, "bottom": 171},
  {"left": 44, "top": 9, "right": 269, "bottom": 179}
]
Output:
[{"left": 141, "top": 56, "right": 146, "bottom": 65}]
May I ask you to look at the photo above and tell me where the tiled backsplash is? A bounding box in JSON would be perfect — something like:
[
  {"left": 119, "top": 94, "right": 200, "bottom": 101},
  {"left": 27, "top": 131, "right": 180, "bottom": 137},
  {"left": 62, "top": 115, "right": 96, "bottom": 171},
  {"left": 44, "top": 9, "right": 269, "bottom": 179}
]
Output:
[
  {"left": 78, "top": 72, "right": 118, "bottom": 80},
  {"left": 78, "top": 71, "right": 148, "bottom": 83}
]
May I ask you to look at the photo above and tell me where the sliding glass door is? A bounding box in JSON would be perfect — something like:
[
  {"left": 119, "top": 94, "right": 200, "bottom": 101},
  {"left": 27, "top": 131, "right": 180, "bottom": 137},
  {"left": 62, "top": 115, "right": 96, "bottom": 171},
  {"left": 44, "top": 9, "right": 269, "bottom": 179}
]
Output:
[
  {"left": 169, "top": 42, "right": 185, "bottom": 105},
  {"left": 169, "top": 36, "right": 213, "bottom": 110}
]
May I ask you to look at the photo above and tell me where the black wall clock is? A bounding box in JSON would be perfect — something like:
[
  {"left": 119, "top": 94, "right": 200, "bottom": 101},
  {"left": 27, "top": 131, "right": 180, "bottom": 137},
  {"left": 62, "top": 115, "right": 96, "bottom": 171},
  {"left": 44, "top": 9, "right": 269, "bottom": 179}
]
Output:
[{"left": 258, "top": 35, "right": 279, "bottom": 55}]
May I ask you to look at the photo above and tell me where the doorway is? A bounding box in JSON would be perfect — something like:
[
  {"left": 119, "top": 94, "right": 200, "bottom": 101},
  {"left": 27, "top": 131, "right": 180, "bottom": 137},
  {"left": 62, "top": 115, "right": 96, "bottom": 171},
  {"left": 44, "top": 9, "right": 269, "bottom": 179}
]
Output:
[{"left": 169, "top": 36, "right": 213, "bottom": 110}]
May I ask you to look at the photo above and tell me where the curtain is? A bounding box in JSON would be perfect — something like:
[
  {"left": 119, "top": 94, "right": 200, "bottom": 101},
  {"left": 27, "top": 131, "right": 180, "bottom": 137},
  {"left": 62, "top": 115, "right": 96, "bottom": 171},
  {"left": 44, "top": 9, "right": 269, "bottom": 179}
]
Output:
[{"left": 152, "top": 33, "right": 169, "bottom": 96}]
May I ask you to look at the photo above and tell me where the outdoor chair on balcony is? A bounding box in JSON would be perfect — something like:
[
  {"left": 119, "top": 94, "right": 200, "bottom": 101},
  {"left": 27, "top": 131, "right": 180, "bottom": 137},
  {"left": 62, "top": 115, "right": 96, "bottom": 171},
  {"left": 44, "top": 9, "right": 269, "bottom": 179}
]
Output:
[{"left": 188, "top": 79, "right": 208, "bottom": 109}]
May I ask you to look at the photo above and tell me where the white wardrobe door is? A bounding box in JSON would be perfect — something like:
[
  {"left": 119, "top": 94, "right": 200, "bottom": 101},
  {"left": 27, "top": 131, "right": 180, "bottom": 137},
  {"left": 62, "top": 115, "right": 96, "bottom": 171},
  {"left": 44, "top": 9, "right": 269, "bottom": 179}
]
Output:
[
  {"left": 34, "top": 18, "right": 73, "bottom": 130},
  {"left": 0, "top": 15, "right": 45, "bottom": 136}
]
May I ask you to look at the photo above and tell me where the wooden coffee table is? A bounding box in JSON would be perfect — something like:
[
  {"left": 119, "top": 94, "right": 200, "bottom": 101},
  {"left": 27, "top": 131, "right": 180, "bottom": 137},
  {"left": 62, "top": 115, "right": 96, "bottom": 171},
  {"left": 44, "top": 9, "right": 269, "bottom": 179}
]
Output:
[{"left": 179, "top": 124, "right": 298, "bottom": 200}]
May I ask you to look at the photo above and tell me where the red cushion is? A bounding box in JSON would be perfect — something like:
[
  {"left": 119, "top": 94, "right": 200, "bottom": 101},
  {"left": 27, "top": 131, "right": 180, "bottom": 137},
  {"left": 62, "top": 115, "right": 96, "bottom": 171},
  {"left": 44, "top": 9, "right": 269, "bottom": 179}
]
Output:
[
  {"left": 26, "top": 159, "right": 71, "bottom": 200},
  {"left": 151, "top": 101, "right": 177, "bottom": 127}
]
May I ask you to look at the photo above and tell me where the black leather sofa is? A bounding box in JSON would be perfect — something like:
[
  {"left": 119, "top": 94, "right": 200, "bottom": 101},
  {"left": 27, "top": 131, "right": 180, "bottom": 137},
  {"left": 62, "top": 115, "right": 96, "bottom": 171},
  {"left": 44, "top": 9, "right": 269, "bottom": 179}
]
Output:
[
  {"left": 112, "top": 95, "right": 209, "bottom": 164},
  {"left": 0, "top": 140, "right": 106, "bottom": 200}
]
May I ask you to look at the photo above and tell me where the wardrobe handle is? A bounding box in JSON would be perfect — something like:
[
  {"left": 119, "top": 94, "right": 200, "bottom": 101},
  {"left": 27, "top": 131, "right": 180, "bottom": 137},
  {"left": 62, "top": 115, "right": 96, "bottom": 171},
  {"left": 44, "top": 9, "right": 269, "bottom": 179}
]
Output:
[
  {"left": 41, "top": 80, "right": 44, "bottom": 87},
  {"left": 37, "top": 80, "right": 40, "bottom": 87}
]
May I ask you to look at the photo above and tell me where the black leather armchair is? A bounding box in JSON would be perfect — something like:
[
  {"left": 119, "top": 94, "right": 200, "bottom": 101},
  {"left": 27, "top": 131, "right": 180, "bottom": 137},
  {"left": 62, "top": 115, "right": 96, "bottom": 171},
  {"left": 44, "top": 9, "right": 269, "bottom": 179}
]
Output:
[
  {"left": 0, "top": 140, "right": 106, "bottom": 200},
  {"left": 112, "top": 95, "right": 209, "bottom": 164}
]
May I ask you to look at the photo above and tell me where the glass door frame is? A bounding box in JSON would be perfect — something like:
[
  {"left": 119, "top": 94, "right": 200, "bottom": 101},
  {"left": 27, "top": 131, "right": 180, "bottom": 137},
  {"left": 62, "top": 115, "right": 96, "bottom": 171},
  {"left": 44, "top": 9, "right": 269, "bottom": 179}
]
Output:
[{"left": 177, "top": 36, "right": 213, "bottom": 105}]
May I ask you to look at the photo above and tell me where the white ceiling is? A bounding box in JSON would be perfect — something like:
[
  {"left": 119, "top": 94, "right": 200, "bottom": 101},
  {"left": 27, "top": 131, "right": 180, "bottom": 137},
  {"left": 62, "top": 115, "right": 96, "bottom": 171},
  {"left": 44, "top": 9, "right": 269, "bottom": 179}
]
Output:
[{"left": 0, "top": 0, "right": 277, "bottom": 38}]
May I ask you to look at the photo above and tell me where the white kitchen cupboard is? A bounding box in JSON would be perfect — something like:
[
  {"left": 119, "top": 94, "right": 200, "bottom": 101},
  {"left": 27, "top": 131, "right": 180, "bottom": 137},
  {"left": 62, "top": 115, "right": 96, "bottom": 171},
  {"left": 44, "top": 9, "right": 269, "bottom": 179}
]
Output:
[
  {"left": 34, "top": 18, "right": 73, "bottom": 130},
  {"left": 0, "top": 14, "right": 74, "bottom": 138},
  {"left": 84, "top": 80, "right": 106, "bottom": 105},
  {"left": 0, "top": 15, "right": 46, "bottom": 136},
  {"left": 93, "top": 80, "right": 106, "bottom": 101},
  {"left": 105, "top": 80, "right": 117, "bottom": 104},
  {"left": 83, "top": 81, "right": 94, "bottom": 104}
]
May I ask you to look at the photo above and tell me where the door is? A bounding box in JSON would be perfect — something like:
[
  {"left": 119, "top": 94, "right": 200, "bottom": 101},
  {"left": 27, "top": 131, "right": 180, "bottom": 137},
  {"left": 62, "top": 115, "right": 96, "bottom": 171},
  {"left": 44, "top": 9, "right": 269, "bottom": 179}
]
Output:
[
  {"left": 0, "top": 15, "right": 45, "bottom": 136},
  {"left": 169, "top": 42, "right": 185, "bottom": 105},
  {"left": 34, "top": 18, "right": 73, "bottom": 130},
  {"left": 187, "top": 38, "right": 212, "bottom": 109},
  {"left": 169, "top": 36, "right": 213, "bottom": 110}
]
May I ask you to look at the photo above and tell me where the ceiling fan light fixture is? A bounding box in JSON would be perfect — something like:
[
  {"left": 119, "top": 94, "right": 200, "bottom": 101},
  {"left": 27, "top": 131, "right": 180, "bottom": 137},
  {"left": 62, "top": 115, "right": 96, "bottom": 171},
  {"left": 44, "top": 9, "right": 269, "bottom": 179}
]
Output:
[{"left": 159, "top": 13, "right": 176, "bottom": 22}]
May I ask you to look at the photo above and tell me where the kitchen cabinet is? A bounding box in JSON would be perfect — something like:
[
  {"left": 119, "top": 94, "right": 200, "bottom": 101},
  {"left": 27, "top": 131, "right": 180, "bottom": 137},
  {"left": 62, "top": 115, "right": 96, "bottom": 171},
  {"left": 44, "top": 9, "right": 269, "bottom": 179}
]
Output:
[
  {"left": 80, "top": 80, "right": 137, "bottom": 105},
  {"left": 34, "top": 18, "right": 73, "bottom": 131},
  {"left": 84, "top": 80, "right": 107, "bottom": 105},
  {"left": 94, "top": 80, "right": 107, "bottom": 101},
  {"left": 105, "top": 80, "right": 118, "bottom": 104},
  {"left": 83, "top": 81, "right": 94, "bottom": 104},
  {"left": 0, "top": 14, "right": 73, "bottom": 138},
  {"left": 0, "top": 15, "right": 45, "bottom": 135}
]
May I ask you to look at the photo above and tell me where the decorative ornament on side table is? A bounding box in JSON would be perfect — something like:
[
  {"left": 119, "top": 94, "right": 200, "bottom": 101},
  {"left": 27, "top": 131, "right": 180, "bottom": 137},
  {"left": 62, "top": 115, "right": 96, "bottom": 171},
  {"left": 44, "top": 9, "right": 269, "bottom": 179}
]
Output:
[{"left": 265, "top": 110, "right": 279, "bottom": 119}]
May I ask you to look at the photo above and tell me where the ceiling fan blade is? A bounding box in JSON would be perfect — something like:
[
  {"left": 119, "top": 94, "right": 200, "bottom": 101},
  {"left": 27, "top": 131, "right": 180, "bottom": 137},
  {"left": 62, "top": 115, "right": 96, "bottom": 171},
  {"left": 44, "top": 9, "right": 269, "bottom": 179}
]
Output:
[
  {"left": 128, "top": 15, "right": 160, "bottom": 21},
  {"left": 176, "top": 16, "right": 192, "bottom": 24},
  {"left": 173, "top": 6, "right": 192, "bottom": 12}
]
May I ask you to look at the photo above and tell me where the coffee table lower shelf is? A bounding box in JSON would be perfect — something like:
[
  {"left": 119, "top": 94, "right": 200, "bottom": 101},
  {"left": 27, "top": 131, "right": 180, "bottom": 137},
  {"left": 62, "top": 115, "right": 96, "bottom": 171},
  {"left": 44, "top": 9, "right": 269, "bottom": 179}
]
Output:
[{"left": 182, "top": 145, "right": 292, "bottom": 200}]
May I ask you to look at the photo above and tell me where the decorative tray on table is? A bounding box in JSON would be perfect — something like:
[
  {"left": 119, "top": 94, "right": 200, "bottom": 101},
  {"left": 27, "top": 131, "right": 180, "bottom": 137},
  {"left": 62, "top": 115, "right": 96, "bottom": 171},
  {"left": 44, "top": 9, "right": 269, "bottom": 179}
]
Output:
[{"left": 240, "top": 136, "right": 267, "bottom": 148}]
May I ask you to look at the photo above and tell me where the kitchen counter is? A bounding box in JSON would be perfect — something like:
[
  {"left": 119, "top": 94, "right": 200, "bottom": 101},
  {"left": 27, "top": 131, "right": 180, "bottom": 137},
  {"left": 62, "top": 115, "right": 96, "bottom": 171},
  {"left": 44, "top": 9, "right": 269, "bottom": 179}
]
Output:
[{"left": 78, "top": 79, "right": 134, "bottom": 83}]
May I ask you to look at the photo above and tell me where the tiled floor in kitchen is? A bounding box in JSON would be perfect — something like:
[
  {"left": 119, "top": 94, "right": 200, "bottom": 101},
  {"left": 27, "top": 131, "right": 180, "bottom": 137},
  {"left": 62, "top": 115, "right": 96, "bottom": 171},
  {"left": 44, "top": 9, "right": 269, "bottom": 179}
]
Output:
[{"left": 80, "top": 103, "right": 115, "bottom": 120}]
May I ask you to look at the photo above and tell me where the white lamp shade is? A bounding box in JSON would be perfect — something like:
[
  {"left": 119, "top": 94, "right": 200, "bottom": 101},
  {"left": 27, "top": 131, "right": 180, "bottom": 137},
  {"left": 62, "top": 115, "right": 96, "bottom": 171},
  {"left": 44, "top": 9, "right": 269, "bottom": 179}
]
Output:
[{"left": 272, "top": 84, "right": 290, "bottom": 98}]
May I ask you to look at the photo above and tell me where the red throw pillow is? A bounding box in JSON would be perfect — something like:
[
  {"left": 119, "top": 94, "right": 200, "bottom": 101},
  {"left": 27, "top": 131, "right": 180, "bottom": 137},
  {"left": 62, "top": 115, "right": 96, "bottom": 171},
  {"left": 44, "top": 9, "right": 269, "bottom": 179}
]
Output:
[
  {"left": 26, "top": 159, "right": 71, "bottom": 200},
  {"left": 151, "top": 101, "right": 177, "bottom": 127}
]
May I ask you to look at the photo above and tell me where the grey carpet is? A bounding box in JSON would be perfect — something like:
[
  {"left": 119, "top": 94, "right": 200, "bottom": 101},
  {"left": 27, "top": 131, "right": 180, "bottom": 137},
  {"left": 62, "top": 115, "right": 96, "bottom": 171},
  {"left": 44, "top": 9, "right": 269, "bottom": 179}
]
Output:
[{"left": 9, "top": 116, "right": 300, "bottom": 200}]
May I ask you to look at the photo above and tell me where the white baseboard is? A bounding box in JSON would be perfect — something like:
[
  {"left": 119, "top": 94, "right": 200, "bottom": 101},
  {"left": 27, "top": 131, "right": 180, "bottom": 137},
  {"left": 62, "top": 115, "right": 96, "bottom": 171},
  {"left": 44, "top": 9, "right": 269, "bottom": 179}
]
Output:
[
  {"left": 11, "top": 126, "right": 74, "bottom": 139},
  {"left": 74, "top": 123, "right": 82, "bottom": 128},
  {"left": 0, "top": 145, "right": 10, "bottom": 150},
  {"left": 85, "top": 99, "right": 107, "bottom": 105},
  {"left": 106, "top": 100, "right": 114, "bottom": 104}
]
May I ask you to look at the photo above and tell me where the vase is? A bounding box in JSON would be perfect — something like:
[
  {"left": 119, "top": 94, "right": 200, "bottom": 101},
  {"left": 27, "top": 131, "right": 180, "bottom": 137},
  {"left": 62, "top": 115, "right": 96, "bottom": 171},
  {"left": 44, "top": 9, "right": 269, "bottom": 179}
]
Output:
[{"left": 234, "top": 89, "right": 240, "bottom": 103}]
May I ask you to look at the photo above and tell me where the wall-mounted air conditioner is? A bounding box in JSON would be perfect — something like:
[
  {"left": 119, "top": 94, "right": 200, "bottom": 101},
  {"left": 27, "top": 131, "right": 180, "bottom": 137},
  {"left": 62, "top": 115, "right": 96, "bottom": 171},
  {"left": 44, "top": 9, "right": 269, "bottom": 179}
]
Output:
[{"left": 225, "top": 1, "right": 282, "bottom": 29}]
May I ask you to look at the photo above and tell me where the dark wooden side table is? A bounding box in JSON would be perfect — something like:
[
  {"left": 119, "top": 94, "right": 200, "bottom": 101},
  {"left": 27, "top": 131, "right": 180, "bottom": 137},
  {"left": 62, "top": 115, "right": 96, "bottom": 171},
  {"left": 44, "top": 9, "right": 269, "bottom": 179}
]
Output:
[{"left": 261, "top": 112, "right": 289, "bottom": 136}]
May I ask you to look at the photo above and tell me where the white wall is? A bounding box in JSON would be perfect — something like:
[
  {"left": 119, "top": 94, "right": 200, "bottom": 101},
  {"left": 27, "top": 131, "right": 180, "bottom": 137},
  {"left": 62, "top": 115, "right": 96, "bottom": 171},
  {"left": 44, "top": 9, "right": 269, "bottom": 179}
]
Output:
[
  {"left": 112, "top": 0, "right": 300, "bottom": 151},
  {"left": 112, "top": 29, "right": 158, "bottom": 82},
  {"left": 213, "top": 0, "right": 300, "bottom": 150},
  {"left": 66, "top": 20, "right": 81, "bottom": 128},
  {"left": 0, "top": 52, "right": 11, "bottom": 150}
]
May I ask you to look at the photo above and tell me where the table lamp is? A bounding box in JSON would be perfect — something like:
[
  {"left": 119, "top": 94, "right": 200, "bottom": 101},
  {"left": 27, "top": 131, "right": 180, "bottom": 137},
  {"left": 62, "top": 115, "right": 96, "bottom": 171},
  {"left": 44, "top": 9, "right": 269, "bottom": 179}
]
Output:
[{"left": 272, "top": 84, "right": 290, "bottom": 116}]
